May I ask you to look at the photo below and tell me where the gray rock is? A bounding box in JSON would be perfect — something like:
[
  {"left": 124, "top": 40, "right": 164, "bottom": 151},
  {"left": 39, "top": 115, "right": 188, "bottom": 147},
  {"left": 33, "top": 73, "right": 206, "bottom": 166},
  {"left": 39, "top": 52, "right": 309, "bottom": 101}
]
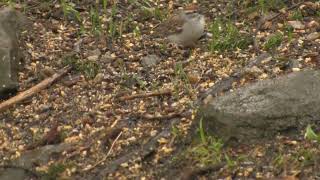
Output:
[
  {"left": 100, "top": 51, "right": 113, "bottom": 63},
  {"left": 141, "top": 54, "right": 161, "bottom": 68},
  {"left": 0, "top": 143, "right": 73, "bottom": 180},
  {"left": 13, "top": 143, "right": 73, "bottom": 168},
  {"left": 0, "top": 7, "right": 28, "bottom": 99},
  {"left": 196, "top": 70, "right": 320, "bottom": 143},
  {"left": 0, "top": 168, "right": 28, "bottom": 180},
  {"left": 87, "top": 49, "right": 101, "bottom": 61}
]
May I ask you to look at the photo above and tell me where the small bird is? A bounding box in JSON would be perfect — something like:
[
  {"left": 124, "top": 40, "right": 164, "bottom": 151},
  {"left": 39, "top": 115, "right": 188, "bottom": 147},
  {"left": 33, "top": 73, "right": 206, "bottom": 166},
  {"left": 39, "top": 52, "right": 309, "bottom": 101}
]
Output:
[{"left": 157, "top": 5, "right": 205, "bottom": 47}]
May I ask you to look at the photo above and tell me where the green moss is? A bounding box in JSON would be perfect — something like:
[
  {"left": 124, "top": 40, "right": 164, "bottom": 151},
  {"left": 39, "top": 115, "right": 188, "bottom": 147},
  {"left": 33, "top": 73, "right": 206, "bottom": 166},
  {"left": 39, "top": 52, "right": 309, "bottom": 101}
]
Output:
[
  {"left": 289, "top": 10, "right": 303, "bottom": 20},
  {"left": 209, "top": 20, "right": 252, "bottom": 53},
  {"left": 41, "top": 163, "right": 66, "bottom": 180},
  {"left": 62, "top": 55, "right": 100, "bottom": 79},
  {"left": 264, "top": 32, "right": 283, "bottom": 51}
]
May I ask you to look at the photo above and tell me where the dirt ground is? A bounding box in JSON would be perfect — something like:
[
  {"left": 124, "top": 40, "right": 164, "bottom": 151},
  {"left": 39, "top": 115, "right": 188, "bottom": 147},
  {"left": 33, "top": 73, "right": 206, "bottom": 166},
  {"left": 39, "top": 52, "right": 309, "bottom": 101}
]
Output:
[{"left": 1, "top": 0, "right": 320, "bottom": 179}]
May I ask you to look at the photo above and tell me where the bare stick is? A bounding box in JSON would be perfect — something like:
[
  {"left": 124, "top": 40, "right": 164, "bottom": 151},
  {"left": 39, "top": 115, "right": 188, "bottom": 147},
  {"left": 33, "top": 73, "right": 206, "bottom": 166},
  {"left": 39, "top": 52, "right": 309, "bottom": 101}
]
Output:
[
  {"left": 83, "top": 131, "right": 123, "bottom": 171},
  {"left": 105, "top": 131, "right": 122, "bottom": 157},
  {"left": 0, "top": 66, "right": 71, "bottom": 112},
  {"left": 119, "top": 88, "right": 172, "bottom": 101},
  {"left": 95, "top": 119, "right": 178, "bottom": 178}
]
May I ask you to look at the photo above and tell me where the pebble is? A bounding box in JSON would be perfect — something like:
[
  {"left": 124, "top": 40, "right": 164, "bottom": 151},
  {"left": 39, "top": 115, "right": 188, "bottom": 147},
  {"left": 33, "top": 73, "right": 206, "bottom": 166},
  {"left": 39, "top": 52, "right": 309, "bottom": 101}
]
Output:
[
  {"left": 288, "top": 20, "right": 305, "bottom": 29},
  {"left": 306, "top": 32, "right": 320, "bottom": 41}
]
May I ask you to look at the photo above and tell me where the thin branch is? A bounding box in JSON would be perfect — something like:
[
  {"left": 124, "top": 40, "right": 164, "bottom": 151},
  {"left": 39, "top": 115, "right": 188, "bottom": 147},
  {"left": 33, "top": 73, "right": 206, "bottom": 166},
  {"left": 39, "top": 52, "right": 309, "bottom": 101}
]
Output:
[
  {"left": 0, "top": 66, "right": 71, "bottom": 112},
  {"left": 106, "top": 131, "right": 123, "bottom": 157},
  {"left": 83, "top": 131, "right": 123, "bottom": 171},
  {"left": 95, "top": 119, "right": 178, "bottom": 178}
]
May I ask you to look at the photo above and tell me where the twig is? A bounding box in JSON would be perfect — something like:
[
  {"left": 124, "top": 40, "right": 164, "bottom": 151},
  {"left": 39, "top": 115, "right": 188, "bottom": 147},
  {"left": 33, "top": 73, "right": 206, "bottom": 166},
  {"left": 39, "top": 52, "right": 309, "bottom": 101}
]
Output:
[
  {"left": 106, "top": 131, "right": 123, "bottom": 156},
  {"left": 151, "top": 22, "right": 161, "bottom": 30},
  {"left": 119, "top": 88, "right": 172, "bottom": 101},
  {"left": 66, "top": 123, "right": 126, "bottom": 160},
  {"left": 83, "top": 131, "right": 123, "bottom": 171},
  {"left": 94, "top": 119, "right": 179, "bottom": 178},
  {"left": 0, "top": 66, "right": 71, "bottom": 112}
]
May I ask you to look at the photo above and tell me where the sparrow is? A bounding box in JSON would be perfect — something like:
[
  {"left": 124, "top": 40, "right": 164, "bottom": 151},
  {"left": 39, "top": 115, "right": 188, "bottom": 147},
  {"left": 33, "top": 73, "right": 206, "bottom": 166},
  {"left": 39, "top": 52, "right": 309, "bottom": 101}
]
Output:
[{"left": 157, "top": 5, "right": 205, "bottom": 47}]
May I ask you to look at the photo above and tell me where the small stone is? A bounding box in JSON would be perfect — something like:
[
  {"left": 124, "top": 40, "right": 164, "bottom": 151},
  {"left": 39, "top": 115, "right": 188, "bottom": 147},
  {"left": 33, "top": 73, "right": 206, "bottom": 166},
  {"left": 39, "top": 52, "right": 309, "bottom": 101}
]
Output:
[
  {"left": 307, "top": 20, "right": 320, "bottom": 29},
  {"left": 101, "top": 52, "right": 113, "bottom": 62},
  {"left": 73, "top": 39, "right": 83, "bottom": 53},
  {"left": 161, "top": 146, "right": 173, "bottom": 154},
  {"left": 150, "top": 130, "right": 158, "bottom": 137},
  {"left": 87, "top": 49, "right": 101, "bottom": 61},
  {"left": 306, "top": 32, "right": 320, "bottom": 41},
  {"left": 34, "top": 114, "right": 40, "bottom": 120},
  {"left": 288, "top": 21, "right": 305, "bottom": 29},
  {"left": 127, "top": 136, "right": 136, "bottom": 142},
  {"left": 111, "top": 53, "right": 117, "bottom": 58},
  {"left": 256, "top": 172, "right": 263, "bottom": 178},
  {"left": 40, "top": 67, "right": 55, "bottom": 78},
  {"left": 244, "top": 66, "right": 263, "bottom": 76},
  {"left": 30, "top": 127, "right": 39, "bottom": 134},
  {"left": 258, "top": 73, "right": 268, "bottom": 79},
  {"left": 94, "top": 73, "right": 104, "bottom": 84},
  {"left": 141, "top": 54, "right": 161, "bottom": 68},
  {"left": 38, "top": 104, "right": 52, "bottom": 113},
  {"left": 87, "top": 55, "right": 99, "bottom": 61},
  {"left": 289, "top": 59, "right": 300, "bottom": 69},
  {"left": 157, "top": 137, "right": 168, "bottom": 144},
  {"left": 284, "top": 140, "right": 298, "bottom": 145},
  {"left": 88, "top": 49, "right": 101, "bottom": 57},
  {"left": 244, "top": 167, "right": 253, "bottom": 177},
  {"left": 292, "top": 67, "right": 301, "bottom": 72},
  {"left": 248, "top": 11, "right": 259, "bottom": 20},
  {"left": 272, "top": 67, "right": 281, "bottom": 74},
  {"left": 121, "top": 162, "right": 129, "bottom": 168},
  {"left": 81, "top": 150, "right": 87, "bottom": 156},
  {"left": 18, "top": 145, "right": 24, "bottom": 150},
  {"left": 60, "top": 90, "right": 66, "bottom": 97}
]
